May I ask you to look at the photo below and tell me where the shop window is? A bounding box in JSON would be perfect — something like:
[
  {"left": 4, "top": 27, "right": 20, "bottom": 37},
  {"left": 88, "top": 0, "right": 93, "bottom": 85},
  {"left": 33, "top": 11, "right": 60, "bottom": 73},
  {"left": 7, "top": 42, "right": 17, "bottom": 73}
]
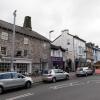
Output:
[{"left": 0, "top": 63, "right": 10, "bottom": 72}]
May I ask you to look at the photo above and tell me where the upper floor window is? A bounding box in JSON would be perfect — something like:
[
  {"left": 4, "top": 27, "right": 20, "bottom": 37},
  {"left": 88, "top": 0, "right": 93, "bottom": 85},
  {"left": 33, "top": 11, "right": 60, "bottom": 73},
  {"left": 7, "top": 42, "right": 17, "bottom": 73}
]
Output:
[
  {"left": 24, "top": 37, "right": 29, "bottom": 44},
  {"left": 24, "top": 50, "right": 28, "bottom": 57},
  {"left": 79, "top": 46, "right": 82, "bottom": 54},
  {"left": 1, "top": 47, "right": 6, "bottom": 55},
  {"left": 15, "top": 51, "right": 22, "bottom": 57},
  {"left": 67, "top": 39, "right": 70, "bottom": 45},
  {"left": 1, "top": 32, "right": 8, "bottom": 40},
  {"left": 43, "top": 43, "right": 47, "bottom": 48}
]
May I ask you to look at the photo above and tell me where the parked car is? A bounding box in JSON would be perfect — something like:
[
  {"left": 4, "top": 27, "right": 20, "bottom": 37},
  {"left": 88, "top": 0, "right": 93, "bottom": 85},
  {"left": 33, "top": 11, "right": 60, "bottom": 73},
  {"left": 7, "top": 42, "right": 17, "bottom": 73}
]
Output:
[
  {"left": 76, "top": 67, "right": 93, "bottom": 77},
  {"left": 42, "top": 69, "right": 69, "bottom": 83},
  {"left": 0, "top": 72, "right": 33, "bottom": 94}
]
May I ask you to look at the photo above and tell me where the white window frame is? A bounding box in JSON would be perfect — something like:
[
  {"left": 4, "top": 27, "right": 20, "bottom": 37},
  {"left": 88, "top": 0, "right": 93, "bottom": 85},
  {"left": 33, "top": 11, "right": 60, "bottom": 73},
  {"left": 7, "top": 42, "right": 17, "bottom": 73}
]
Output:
[
  {"left": 1, "top": 32, "right": 8, "bottom": 40},
  {"left": 24, "top": 37, "right": 29, "bottom": 44}
]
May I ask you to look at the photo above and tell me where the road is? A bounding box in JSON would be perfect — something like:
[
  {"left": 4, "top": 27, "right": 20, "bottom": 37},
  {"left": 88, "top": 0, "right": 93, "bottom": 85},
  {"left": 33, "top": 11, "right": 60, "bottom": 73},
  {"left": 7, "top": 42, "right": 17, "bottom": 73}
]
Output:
[{"left": 1, "top": 75, "right": 100, "bottom": 100}]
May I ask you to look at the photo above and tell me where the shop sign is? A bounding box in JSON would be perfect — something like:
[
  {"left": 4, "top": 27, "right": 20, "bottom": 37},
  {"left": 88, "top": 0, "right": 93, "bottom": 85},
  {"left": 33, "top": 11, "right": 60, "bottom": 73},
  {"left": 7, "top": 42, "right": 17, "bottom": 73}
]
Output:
[{"left": 51, "top": 57, "right": 63, "bottom": 61}]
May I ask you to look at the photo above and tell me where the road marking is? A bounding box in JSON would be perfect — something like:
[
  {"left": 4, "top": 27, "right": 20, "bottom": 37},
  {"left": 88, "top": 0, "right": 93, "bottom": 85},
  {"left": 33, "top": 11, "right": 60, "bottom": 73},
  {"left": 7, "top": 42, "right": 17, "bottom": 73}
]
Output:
[
  {"left": 6, "top": 93, "right": 34, "bottom": 100},
  {"left": 49, "top": 81, "right": 85, "bottom": 90},
  {"left": 96, "top": 82, "right": 100, "bottom": 83},
  {"left": 49, "top": 81, "right": 80, "bottom": 89}
]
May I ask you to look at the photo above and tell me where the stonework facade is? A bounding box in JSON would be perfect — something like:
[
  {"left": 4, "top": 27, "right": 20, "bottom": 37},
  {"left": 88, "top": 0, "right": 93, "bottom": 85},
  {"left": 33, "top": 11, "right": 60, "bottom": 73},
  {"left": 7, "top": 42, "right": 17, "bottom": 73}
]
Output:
[{"left": 0, "top": 20, "right": 50, "bottom": 75}]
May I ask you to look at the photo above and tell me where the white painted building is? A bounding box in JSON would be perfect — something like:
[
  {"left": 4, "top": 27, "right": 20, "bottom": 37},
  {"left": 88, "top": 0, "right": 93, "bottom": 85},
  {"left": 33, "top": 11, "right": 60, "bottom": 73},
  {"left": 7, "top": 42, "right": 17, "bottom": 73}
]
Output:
[
  {"left": 53, "top": 30, "right": 74, "bottom": 71},
  {"left": 52, "top": 29, "right": 86, "bottom": 71},
  {"left": 73, "top": 36, "right": 86, "bottom": 69}
]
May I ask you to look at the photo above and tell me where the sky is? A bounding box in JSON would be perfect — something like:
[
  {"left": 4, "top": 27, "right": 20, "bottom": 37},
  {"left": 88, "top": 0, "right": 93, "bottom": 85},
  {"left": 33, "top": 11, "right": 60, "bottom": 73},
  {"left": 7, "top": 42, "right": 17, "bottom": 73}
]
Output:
[{"left": 0, "top": 0, "right": 100, "bottom": 46}]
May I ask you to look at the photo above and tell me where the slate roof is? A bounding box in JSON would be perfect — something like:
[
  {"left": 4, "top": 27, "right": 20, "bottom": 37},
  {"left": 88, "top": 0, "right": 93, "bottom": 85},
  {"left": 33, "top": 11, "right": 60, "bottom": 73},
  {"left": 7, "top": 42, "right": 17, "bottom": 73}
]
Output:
[
  {"left": 0, "top": 20, "right": 50, "bottom": 42},
  {"left": 50, "top": 44, "right": 66, "bottom": 52}
]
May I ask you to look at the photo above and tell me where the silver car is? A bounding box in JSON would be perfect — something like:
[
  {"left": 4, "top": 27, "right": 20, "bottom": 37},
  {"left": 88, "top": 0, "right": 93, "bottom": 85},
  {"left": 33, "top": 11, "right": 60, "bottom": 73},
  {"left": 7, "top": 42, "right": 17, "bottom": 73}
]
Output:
[
  {"left": 76, "top": 67, "right": 93, "bottom": 77},
  {"left": 0, "top": 72, "right": 33, "bottom": 94},
  {"left": 42, "top": 69, "right": 69, "bottom": 83}
]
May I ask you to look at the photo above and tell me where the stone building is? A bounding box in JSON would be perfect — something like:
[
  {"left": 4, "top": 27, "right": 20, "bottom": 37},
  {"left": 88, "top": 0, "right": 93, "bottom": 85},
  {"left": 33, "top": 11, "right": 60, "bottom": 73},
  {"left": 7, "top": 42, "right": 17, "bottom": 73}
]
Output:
[
  {"left": 0, "top": 16, "right": 50, "bottom": 75},
  {"left": 86, "top": 42, "right": 94, "bottom": 66}
]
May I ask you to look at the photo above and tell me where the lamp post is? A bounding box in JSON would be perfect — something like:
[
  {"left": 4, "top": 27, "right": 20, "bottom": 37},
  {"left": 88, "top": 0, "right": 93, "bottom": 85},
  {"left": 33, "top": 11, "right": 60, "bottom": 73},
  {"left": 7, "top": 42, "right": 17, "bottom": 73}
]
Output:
[
  {"left": 49, "top": 30, "right": 54, "bottom": 41},
  {"left": 11, "top": 10, "right": 17, "bottom": 71}
]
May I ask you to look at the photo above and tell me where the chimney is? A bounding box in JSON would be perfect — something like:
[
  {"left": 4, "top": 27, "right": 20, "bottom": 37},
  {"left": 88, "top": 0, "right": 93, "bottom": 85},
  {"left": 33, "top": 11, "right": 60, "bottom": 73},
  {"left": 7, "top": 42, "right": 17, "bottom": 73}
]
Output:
[
  {"left": 61, "top": 29, "right": 69, "bottom": 34},
  {"left": 23, "top": 16, "right": 32, "bottom": 30}
]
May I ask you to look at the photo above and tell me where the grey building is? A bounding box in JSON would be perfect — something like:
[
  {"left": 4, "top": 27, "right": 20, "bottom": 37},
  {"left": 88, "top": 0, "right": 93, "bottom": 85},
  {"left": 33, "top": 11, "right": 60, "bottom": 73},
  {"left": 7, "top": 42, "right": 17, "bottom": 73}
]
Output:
[{"left": 0, "top": 16, "right": 50, "bottom": 75}]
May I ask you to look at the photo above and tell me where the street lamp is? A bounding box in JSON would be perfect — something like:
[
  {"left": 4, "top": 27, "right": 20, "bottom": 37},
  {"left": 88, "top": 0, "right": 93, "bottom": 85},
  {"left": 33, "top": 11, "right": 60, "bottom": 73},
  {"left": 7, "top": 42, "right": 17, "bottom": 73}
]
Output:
[
  {"left": 11, "top": 10, "right": 17, "bottom": 71},
  {"left": 49, "top": 30, "right": 54, "bottom": 41}
]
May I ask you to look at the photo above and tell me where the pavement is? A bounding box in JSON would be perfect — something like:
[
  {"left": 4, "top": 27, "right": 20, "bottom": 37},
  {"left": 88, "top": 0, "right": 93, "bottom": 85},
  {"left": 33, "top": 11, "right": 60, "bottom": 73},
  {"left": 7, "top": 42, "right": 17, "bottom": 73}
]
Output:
[{"left": 31, "top": 72, "right": 76, "bottom": 84}]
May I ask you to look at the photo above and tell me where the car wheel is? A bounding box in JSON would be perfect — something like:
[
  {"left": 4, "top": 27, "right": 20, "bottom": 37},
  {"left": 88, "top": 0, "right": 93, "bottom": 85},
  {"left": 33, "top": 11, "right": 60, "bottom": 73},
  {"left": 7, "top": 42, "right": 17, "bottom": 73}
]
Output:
[
  {"left": 25, "top": 81, "right": 32, "bottom": 88},
  {"left": 65, "top": 75, "right": 69, "bottom": 80},
  {"left": 0, "top": 86, "right": 3, "bottom": 94},
  {"left": 52, "top": 77, "right": 56, "bottom": 83}
]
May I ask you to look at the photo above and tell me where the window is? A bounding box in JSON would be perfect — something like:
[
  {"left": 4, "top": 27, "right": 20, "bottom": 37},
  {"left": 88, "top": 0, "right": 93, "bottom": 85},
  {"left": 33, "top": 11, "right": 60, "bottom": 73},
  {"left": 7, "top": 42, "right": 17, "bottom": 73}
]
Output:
[
  {"left": 1, "top": 32, "right": 8, "bottom": 40},
  {"left": 0, "top": 73, "right": 11, "bottom": 79},
  {"left": 15, "top": 51, "right": 22, "bottom": 56},
  {"left": 11, "top": 73, "right": 17, "bottom": 78},
  {"left": 24, "top": 50, "right": 28, "bottom": 56},
  {"left": 67, "top": 39, "right": 70, "bottom": 45},
  {"left": 24, "top": 37, "right": 29, "bottom": 44},
  {"left": 58, "top": 69, "right": 63, "bottom": 73},
  {"left": 1, "top": 47, "right": 6, "bottom": 55},
  {"left": 17, "top": 74, "right": 25, "bottom": 78},
  {"left": 43, "top": 43, "right": 47, "bottom": 48},
  {"left": 79, "top": 46, "right": 82, "bottom": 54},
  {"left": 0, "top": 63, "right": 10, "bottom": 72}
]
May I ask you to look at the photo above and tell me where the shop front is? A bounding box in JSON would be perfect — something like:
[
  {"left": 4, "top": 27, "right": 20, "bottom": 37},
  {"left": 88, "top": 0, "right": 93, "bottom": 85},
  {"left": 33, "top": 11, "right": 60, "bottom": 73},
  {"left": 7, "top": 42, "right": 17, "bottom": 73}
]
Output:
[
  {"left": 0, "top": 57, "right": 32, "bottom": 74},
  {"left": 51, "top": 57, "right": 65, "bottom": 70}
]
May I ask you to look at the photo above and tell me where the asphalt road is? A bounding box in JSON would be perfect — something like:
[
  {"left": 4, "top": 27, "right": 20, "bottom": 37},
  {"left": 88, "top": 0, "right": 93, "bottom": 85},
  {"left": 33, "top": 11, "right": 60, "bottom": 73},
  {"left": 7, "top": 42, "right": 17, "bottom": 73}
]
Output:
[{"left": 1, "top": 75, "right": 100, "bottom": 100}]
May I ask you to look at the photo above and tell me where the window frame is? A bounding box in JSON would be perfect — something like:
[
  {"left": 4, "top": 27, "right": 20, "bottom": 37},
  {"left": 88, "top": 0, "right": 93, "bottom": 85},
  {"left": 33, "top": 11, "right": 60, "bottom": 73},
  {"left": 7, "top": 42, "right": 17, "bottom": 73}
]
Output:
[
  {"left": 1, "top": 32, "right": 8, "bottom": 40},
  {"left": 24, "top": 37, "right": 29, "bottom": 45},
  {"left": 1, "top": 46, "right": 6, "bottom": 55}
]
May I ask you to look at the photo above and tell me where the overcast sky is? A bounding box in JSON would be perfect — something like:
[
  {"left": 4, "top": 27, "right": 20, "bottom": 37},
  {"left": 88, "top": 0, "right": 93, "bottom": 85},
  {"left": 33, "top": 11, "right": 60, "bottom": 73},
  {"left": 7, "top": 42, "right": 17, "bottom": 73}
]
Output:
[{"left": 0, "top": 0, "right": 100, "bottom": 46}]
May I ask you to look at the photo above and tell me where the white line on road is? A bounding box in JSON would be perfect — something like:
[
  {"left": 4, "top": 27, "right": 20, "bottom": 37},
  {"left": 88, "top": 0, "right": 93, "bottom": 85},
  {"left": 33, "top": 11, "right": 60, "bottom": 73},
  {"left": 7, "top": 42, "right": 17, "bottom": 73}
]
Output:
[
  {"left": 49, "top": 81, "right": 85, "bottom": 90},
  {"left": 49, "top": 81, "right": 80, "bottom": 89},
  {"left": 6, "top": 93, "right": 34, "bottom": 100}
]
